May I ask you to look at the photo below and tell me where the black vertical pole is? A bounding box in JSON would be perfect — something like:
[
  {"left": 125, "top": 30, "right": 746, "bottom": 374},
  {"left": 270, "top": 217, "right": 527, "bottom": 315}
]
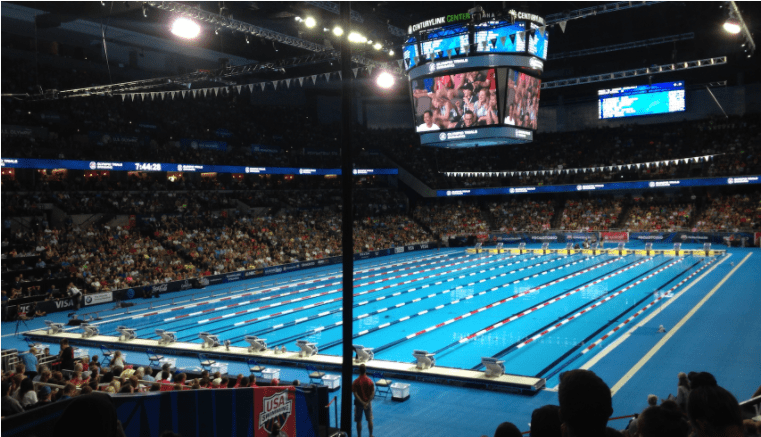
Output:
[{"left": 339, "top": 2, "right": 354, "bottom": 436}]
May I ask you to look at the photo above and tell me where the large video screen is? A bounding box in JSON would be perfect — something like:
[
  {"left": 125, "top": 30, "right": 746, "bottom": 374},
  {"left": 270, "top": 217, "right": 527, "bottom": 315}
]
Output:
[
  {"left": 474, "top": 22, "right": 525, "bottom": 53},
  {"left": 411, "top": 68, "right": 499, "bottom": 133},
  {"left": 403, "top": 40, "right": 418, "bottom": 70},
  {"left": 599, "top": 81, "right": 685, "bottom": 119},
  {"left": 420, "top": 33, "right": 469, "bottom": 60},
  {"left": 504, "top": 70, "right": 541, "bottom": 130},
  {"left": 527, "top": 23, "right": 548, "bottom": 59}
]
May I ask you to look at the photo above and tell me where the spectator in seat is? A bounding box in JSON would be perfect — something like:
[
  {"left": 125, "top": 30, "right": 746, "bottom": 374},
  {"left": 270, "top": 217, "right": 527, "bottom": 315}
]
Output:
[
  {"left": 111, "top": 350, "right": 125, "bottom": 368},
  {"left": 30, "top": 385, "right": 53, "bottom": 409},
  {"left": 636, "top": 400, "right": 691, "bottom": 437},
  {"left": 16, "top": 378, "right": 37, "bottom": 408},
  {"left": 687, "top": 385, "right": 744, "bottom": 437},
  {"left": 1, "top": 380, "right": 24, "bottom": 416},
  {"left": 530, "top": 404, "right": 561, "bottom": 437},
  {"left": 624, "top": 394, "right": 658, "bottom": 436},
  {"left": 494, "top": 421, "right": 522, "bottom": 437},
  {"left": 59, "top": 383, "right": 77, "bottom": 401},
  {"left": 54, "top": 393, "right": 126, "bottom": 437},
  {"left": 558, "top": 369, "right": 622, "bottom": 437},
  {"left": 675, "top": 372, "right": 690, "bottom": 413}
]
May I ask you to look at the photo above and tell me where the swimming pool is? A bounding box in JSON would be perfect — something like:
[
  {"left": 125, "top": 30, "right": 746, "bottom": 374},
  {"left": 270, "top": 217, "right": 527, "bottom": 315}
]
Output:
[{"left": 78, "top": 247, "right": 716, "bottom": 378}]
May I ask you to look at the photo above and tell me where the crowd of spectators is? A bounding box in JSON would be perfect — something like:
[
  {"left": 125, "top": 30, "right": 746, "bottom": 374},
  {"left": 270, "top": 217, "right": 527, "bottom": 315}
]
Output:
[
  {"left": 693, "top": 192, "right": 761, "bottom": 232},
  {"left": 559, "top": 199, "right": 623, "bottom": 231},
  {"left": 489, "top": 199, "right": 556, "bottom": 233},
  {"left": 624, "top": 202, "right": 694, "bottom": 232},
  {"left": 413, "top": 202, "right": 489, "bottom": 238}
]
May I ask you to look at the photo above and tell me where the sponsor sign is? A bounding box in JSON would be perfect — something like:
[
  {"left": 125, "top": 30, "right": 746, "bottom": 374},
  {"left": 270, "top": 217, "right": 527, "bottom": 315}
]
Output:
[
  {"left": 409, "top": 12, "right": 471, "bottom": 33},
  {"left": 1, "top": 125, "right": 49, "bottom": 139},
  {"left": 601, "top": 232, "right": 628, "bottom": 242},
  {"left": 251, "top": 144, "right": 282, "bottom": 154},
  {"left": 84, "top": 292, "right": 114, "bottom": 306},
  {"left": 256, "top": 388, "right": 296, "bottom": 437}
]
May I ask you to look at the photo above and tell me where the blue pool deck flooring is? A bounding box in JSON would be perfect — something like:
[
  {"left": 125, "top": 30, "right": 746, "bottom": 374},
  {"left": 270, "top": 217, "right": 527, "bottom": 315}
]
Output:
[{"left": 2, "top": 246, "right": 759, "bottom": 436}]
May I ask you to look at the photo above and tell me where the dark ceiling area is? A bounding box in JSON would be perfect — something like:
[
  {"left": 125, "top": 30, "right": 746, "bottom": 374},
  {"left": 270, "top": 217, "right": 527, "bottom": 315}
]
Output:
[{"left": 3, "top": 1, "right": 761, "bottom": 102}]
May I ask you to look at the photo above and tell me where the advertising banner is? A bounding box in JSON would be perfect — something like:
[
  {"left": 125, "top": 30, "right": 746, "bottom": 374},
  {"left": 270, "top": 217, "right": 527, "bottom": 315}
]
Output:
[
  {"left": 180, "top": 139, "right": 228, "bottom": 152},
  {"left": 755, "top": 232, "right": 761, "bottom": 246},
  {"left": 84, "top": 291, "right": 113, "bottom": 306},
  {"left": 89, "top": 131, "right": 149, "bottom": 147},
  {"left": 255, "top": 387, "right": 298, "bottom": 436},
  {"left": 251, "top": 144, "right": 282, "bottom": 154},
  {"left": 601, "top": 231, "right": 629, "bottom": 242},
  {"left": 1, "top": 125, "right": 49, "bottom": 139}
]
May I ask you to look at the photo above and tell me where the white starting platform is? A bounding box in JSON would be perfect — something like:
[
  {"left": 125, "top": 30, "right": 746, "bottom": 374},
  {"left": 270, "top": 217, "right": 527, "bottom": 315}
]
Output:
[{"left": 23, "top": 330, "right": 546, "bottom": 395}]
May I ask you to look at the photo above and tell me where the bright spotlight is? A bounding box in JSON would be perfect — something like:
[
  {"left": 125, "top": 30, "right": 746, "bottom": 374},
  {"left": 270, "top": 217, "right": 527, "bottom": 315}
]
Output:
[
  {"left": 349, "top": 32, "right": 362, "bottom": 43},
  {"left": 373, "top": 42, "right": 382, "bottom": 50},
  {"left": 305, "top": 17, "right": 316, "bottom": 28},
  {"left": 723, "top": 19, "right": 741, "bottom": 34},
  {"left": 171, "top": 18, "right": 201, "bottom": 39},
  {"left": 376, "top": 71, "right": 395, "bottom": 89},
  {"left": 388, "top": 49, "right": 395, "bottom": 56},
  {"left": 333, "top": 26, "right": 343, "bottom": 36}
]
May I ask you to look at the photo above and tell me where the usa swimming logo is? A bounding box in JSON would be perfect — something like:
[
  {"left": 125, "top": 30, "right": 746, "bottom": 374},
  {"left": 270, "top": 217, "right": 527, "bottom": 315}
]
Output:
[{"left": 259, "top": 391, "right": 292, "bottom": 435}]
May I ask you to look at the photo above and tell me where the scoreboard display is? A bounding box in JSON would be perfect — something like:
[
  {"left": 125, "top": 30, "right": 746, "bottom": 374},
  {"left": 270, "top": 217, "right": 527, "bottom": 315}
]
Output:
[
  {"left": 598, "top": 81, "right": 686, "bottom": 119},
  {"left": 404, "top": 9, "right": 547, "bottom": 149}
]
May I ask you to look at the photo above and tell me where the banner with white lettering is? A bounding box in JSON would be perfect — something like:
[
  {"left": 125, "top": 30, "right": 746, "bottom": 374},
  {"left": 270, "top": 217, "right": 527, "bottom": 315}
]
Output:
[{"left": 84, "top": 292, "right": 114, "bottom": 306}]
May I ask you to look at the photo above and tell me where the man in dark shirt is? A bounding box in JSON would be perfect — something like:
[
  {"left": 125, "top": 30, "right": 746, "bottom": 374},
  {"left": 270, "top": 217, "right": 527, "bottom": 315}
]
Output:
[
  {"left": 1, "top": 380, "right": 23, "bottom": 416},
  {"left": 58, "top": 339, "right": 75, "bottom": 371},
  {"left": 352, "top": 364, "right": 375, "bottom": 437}
]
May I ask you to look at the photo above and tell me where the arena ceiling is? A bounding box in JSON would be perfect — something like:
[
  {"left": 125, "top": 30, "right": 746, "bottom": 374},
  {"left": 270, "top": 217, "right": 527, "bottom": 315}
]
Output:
[{"left": 3, "top": 1, "right": 760, "bottom": 101}]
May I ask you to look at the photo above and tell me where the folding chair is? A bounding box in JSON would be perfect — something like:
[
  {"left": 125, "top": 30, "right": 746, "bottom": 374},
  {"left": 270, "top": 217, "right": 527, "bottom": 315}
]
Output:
[
  {"left": 198, "top": 353, "right": 216, "bottom": 372},
  {"left": 373, "top": 372, "right": 392, "bottom": 399},
  {"left": 247, "top": 359, "right": 265, "bottom": 375},
  {"left": 100, "top": 345, "right": 114, "bottom": 367},
  {"left": 146, "top": 348, "right": 164, "bottom": 367},
  {"left": 306, "top": 365, "right": 325, "bottom": 384}
]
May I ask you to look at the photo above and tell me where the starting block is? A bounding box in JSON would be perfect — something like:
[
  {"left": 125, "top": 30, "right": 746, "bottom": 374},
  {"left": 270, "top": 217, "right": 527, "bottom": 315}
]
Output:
[
  {"left": 296, "top": 340, "right": 319, "bottom": 357},
  {"left": 116, "top": 326, "right": 137, "bottom": 342},
  {"left": 353, "top": 345, "right": 374, "bottom": 363},
  {"left": 81, "top": 324, "right": 99, "bottom": 338},
  {"left": 156, "top": 329, "right": 178, "bottom": 345},
  {"left": 245, "top": 336, "right": 268, "bottom": 353},
  {"left": 412, "top": 350, "right": 436, "bottom": 370},
  {"left": 199, "top": 332, "right": 221, "bottom": 348},
  {"left": 45, "top": 321, "right": 65, "bottom": 335},
  {"left": 481, "top": 357, "right": 505, "bottom": 378}
]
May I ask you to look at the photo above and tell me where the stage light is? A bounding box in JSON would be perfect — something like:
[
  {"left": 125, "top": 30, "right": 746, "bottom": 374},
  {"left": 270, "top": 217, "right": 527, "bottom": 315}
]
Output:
[
  {"left": 305, "top": 17, "right": 316, "bottom": 28},
  {"left": 348, "top": 32, "right": 361, "bottom": 42},
  {"left": 376, "top": 71, "right": 395, "bottom": 89},
  {"left": 295, "top": 16, "right": 301, "bottom": 21},
  {"left": 373, "top": 42, "right": 382, "bottom": 50},
  {"left": 723, "top": 19, "right": 741, "bottom": 34},
  {"left": 388, "top": 49, "right": 395, "bottom": 56},
  {"left": 171, "top": 18, "right": 201, "bottom": 39},
  {"left": 246, "top": 35, "right": 250, "bottom": 44},
  {"left": 333, "top": 26, "right": 343, "bottom": 36}
]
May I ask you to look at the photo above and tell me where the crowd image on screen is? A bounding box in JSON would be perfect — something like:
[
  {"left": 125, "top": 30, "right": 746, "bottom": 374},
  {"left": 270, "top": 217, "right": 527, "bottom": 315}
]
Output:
[
  {"left": 412, "top": 69, "right": 498, "bottom": 132},
  {"left": 504, "top": 70, "right": 540, "bottom": 130}
]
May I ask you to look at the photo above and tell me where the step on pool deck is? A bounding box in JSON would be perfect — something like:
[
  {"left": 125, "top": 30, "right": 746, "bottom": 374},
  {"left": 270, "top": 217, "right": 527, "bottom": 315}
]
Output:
[{"left": 25, "top": 330, "right": 545, "bottom": 394}]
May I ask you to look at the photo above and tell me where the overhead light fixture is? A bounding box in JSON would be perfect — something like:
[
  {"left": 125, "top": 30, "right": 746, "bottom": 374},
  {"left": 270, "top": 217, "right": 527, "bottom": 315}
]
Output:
[
  {"left": 295, "top": 16, "right": 301, "bottom": 21},
  {"left": 142, "top": 4, "right": 148, "bottom": 17},
  {"left": 723, "top": 19, "right": 741, "bottom": 34},
  {"left": 246, "top": 35, "right": 250, "bottom": 44},
  {"left": 373, "top": 42, "right": 382, "bottom": 50},
  {"left": 333, "top": 26, "right": 343, "bottom": 36},
  {"left": 305, "top": 17, "right": 316, "bottom": 28},
  {"left": 171, "top": 18, "right": 201, "bottom": 39},
  {"left": 389, "top": 49, "right": 395, "bottom": 56},
  {"left": 376, "top": 71, "right": 395, "bottom": 89},
  {"left": 215, "top": 28, "right": 220, "bottom": 35}
]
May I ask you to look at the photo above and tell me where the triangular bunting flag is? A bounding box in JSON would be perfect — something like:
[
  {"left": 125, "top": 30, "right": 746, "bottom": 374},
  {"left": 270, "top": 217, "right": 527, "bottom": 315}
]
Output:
[
  {"left": 447, "top": 49, "right": 452, "bottom": 59},
  {"left": 121, "top": 94, "right": 126, "bottom": 101},
  {"left": 248, "top": 84, "right": 254, "bottom": 92},
  {"left": 160, "top": 92, "right": 165, "bottom": 100},
  {"left": 285, "top": 78, "right": 291, "bottom": 88},
  {"left": 130, "top": 94, "right": 135, "bottom": 101},
  {"left": 150, "top": 92, "right": 156, "bottom": 100},
  {"left": 490, "top": 38, "right": 497, "bottom": 48},
  {"left": 202, "top": 89, "right": 207, "bottom": 97},
  {"left": 397, "top": 60, "right": 403, "bottom": 68},
  {"left": 311, "top": 75, "right": 318, "bottom": 85},
  {"left": 273, "top": 81, "right": 278, "bottom": 90},
  {"left": 559, "top": 20, "right": 567, "bottom": 33},
  {"left": 367, "top": 65, "right": 374, "bottom": 75},
  {"left": 353, "top": 68, "right": 359, "bottom": 78},
  {"left": 500, "top": 36, "right": 507, "bottom": 47},
  {"left": 181, "top": 90, "right": 187, "bottom": 98},
  {"left": 140, "top": 93, "right": 146, "bottom": 101},
  {"left": 324, "top": 72, "right": 331, "bottom": 82},
  {"left": 481, "top": 41, "right": 487, "bottom": 50},
  {"left": 509, "top": 34, "right": 516, "bottom": 45},
  {"left": 260, "top": 83, "right": 266, "bottom": 91},
  {"left": 298, "top": 77, "right": 305, "bottom": 86},
  {"left": 454, "top": 48, "right": 461, "bottom": 56},
  {"left": 214, "top": 88, "right": 219, "bottom": 96},
  {"left": 236, "top": 85, "right": 242, "bottom": 94},
  {"left": 338, "top": 71, "right": 342, "bottom": 80}
]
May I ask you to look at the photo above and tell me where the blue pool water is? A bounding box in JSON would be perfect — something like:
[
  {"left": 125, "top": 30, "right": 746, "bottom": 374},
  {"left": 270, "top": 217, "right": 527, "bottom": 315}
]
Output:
[{"left": 76, "top": 246, "right": 715, "bottom": 378}]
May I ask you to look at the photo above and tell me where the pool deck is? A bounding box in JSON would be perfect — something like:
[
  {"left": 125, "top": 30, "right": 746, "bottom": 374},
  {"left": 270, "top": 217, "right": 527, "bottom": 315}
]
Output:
[{"left": 25, "top": 329, "right": 546, "bottom": 394}]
